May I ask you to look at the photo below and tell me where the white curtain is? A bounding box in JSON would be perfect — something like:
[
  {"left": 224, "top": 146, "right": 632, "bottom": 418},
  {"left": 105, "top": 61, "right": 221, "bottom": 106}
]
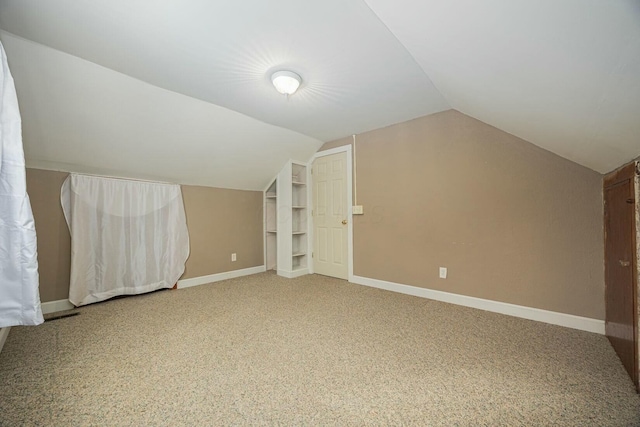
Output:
[
  {"left": 61, "top": 174, "right": 190, "bottom": 306},
  {"left": 0, "top": 41, "right": 43, "bottom": 327}
]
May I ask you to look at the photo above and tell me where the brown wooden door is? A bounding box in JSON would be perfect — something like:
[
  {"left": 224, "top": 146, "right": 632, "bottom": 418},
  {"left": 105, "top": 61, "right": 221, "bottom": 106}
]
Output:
[{"left": 604, "top": 167, "right": 637, "bottom": 388}]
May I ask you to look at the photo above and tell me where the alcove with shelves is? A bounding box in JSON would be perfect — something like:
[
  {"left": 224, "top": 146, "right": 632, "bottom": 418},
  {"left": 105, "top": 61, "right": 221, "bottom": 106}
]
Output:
[
  {"left": 291, "top": 163, "right": 308, "bottom": 273},
  {"left": 264, "top": 160, "right": 309, "bottom": 278},
  {"left": 264, "top": 179, "right": 277, "bottom": 271}
]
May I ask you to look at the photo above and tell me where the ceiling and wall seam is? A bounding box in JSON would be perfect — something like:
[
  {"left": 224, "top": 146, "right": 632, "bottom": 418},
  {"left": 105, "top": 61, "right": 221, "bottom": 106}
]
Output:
[
  {"left": 362, "top": 0, "right": 640, "bottom": 174},
  {"left": 0, "top": 30, "right": 323, "bottom": 190}
]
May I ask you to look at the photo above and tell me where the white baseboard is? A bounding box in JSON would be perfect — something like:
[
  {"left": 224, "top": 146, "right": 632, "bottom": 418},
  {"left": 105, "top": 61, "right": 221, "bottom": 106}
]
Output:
[
  {"left": 177, "top": 265, "right": 266, "bottom": 289},
  {"left": 40, "top": 266, "right": 268, "bottom": 311},
  {"left": 41, "top": 299, "right": 75, "bottom": 315},
  {"left": 351, "top": 275, "right": 605, "bottom": 335},
  {"left": 0, "top": 327, "right": 10, "bottom": 356},
  {"left": 278, "top": 268, "right": 309, "bottom": 279}
]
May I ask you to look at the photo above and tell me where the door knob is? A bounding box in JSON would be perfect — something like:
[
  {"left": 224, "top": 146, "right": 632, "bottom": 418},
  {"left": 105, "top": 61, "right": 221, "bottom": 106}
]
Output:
[
  {"left": 619, "top": 260, "right": 630, "bottom": 267},
  {"left": 342, "top": 219, "right": 347, "bottom": 225}
]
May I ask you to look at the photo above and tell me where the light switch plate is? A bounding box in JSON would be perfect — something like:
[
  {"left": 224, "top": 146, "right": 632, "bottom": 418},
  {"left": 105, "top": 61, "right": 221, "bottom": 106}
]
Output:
[{"left": 352, "top": 205, "right": 364, "bottom": 215}]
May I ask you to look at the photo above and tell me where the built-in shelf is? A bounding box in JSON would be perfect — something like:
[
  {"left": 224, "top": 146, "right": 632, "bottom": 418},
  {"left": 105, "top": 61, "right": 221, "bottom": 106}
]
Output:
[
  {"left": 266, "top": 161, "right": 309, "bottom": 278},
  {"left": 265, "top": 179, "right": 277, "bottom": 271},
  {"left": 290, "top": 163, "right": 308, "bottom": 276},
  {"left": 292, "top": 257, "right": 306, "bottom": 271}
]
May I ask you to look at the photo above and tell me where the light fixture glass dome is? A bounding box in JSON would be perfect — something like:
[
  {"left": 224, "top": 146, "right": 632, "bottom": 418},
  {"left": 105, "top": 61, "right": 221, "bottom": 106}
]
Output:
[{"left": 271, "top": 70, "right": 301, "bottom": 95}]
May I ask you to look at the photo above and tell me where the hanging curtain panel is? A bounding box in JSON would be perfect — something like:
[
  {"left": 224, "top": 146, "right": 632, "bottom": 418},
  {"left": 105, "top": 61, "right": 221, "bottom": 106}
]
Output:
[
  {"left": 61, "top": 174, "right": 190, "bottom": 306},
  {"left": 0, "top": 41, "right": 43, "bottom": 328}
]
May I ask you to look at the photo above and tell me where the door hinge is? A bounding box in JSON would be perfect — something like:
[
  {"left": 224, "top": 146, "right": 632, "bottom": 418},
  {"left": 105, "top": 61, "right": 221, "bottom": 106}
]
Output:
[
  {"left": 626, "top": 198, "right": 635, "bottom": 204},
  {"left": 311, "top": 168, "right": 313, "bottom": 175},
  {"left": 312, "top": 252, "right": 314, "bottom": 258}
]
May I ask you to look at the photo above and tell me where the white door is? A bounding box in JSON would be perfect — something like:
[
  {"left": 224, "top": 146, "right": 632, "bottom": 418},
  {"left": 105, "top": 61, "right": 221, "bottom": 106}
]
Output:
[{"left": 312, "top": 152, "right": 348, "bottom": 279}]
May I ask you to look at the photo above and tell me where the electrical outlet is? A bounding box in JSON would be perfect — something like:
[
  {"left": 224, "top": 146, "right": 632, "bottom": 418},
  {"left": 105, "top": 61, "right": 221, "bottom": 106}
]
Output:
[
  {"left": 439, "top": 267, "right": 447, "bottom": 279},
  {"left": 231, "top": 253, "right": 237, "bottom": 262}
]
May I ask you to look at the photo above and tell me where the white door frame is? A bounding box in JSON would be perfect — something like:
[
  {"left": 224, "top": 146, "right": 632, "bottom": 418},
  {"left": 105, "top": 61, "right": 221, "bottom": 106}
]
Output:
[{"left": 308, "top": 145, "right": 354, "bottom": 281}]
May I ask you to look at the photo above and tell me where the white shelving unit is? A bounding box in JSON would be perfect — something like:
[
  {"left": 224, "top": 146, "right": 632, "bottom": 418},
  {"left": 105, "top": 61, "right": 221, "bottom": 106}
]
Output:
[
  {"left": 265, "top": 160, "right": 309, "bottom": 278},
  {"left": 291, "top": 163, "right": 308, "bottom": 273},
  {"left": 265, "top": 179, "right": 277, "bottom": 271}
]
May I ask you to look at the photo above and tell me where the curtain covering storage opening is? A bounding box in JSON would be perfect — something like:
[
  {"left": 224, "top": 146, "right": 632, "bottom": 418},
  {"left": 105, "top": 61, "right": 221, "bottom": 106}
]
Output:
[
  {"left": 0, "top": 41, "right": 43, "bottom": 328},
  {"left": 61, "top": 174, "right": 189, "bottom": 306}
]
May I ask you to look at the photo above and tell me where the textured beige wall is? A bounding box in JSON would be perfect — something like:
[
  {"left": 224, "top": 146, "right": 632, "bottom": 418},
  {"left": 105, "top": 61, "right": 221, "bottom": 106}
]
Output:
[
  {"left": 26, "top": 169, "right": 264, "bottom": 302},
  {"left": 320, "top": 110, "right": 604, "bottom": 319},
  {"left": 181, "top": 185, "right": 263, "bottom": 278},
  {"left": 26, "top": 169, "right": 72, "bottom": 302}
]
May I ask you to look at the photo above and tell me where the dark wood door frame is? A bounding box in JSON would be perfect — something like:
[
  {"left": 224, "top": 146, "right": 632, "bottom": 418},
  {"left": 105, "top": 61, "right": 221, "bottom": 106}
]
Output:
[{"left": 604, "top": 161, "right": 639, "bottom": 391}]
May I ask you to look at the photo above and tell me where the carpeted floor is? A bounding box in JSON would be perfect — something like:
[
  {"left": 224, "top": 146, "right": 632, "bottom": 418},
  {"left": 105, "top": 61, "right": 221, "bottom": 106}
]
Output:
[{"left": 1, "top": 272, "right": 639, "bottom": 426}]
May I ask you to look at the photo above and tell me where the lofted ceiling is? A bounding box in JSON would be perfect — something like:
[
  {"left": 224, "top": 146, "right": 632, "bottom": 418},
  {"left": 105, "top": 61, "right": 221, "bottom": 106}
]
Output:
[
  {"left": 0, "top": 0, "right": 639, "bottom": 190},
  {"left": 364, "top": 0, "right": 640, "bottom": 175}
]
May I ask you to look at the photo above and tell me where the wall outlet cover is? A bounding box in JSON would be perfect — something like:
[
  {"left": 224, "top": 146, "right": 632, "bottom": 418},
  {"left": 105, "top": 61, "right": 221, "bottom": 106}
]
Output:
[
  {"left": 231, "top": 253, "right": 237, "bottom": 262},
  {"left": 439, "top": 267, "right": 447, "bottom": 279}
]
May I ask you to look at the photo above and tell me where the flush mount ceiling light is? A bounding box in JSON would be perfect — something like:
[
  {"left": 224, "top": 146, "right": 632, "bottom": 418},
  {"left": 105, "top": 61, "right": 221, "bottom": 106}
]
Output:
[{"left": 271, "top": 70, "right": 301, "bottom": 96}]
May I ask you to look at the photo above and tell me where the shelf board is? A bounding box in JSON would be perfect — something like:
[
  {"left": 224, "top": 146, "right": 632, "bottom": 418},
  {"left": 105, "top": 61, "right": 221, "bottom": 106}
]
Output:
[
  {"left": 292, "top": 253, "right": 306, "bottom": 257},
  {"left": 265, "top": 195, "right": 277, "bottom": 199},
  {"left": 292, "top": 231, "right": 306, "bottom": 235},
  {"left": 266, "top": 230, "right": 277, "bottom": 233},
  {"left": 292, "top": 206, "right": 306, "bottom": 209},
  {"left": 292, "top": 181, "right": 306, "bottom": 185}
]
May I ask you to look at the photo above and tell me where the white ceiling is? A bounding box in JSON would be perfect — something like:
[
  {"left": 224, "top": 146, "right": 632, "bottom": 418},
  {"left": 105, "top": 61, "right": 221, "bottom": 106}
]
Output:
[
  {"left": 0, "top": 32, "right": 322, "bottom": 190},
  {"left": 1, "top": 0, "right": 639, "bottom": 189},
  {"left": 364, "top": 0, "right": 640, "bottom": 175}
]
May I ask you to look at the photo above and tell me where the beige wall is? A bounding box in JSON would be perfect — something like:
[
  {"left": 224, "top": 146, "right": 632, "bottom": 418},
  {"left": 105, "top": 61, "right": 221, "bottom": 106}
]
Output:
[
  {"left": 26, "top": 169, "right": 264, "bottom": 302},
  {"left": 27, "top": 169, "right": 71, "bottom": 302},
  {"left": 320, "top": 110, "right": 604, "bottom": 319},
  {"left": 181, "top": 185, "right": 263, "bottom": 278}
]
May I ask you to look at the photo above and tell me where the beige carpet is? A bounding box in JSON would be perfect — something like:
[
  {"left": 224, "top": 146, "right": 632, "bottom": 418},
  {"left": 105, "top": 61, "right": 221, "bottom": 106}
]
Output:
[{"left": 1, "top": 272, "right": 639, "bottom": 426}]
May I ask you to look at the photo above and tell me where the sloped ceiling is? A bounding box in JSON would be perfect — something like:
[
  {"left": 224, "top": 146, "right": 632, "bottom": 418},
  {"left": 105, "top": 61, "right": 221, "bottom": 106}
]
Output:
[
  {"left": 364, "top": 0, "right": 640, "bottom": 173},
  {"left": 1, "top": 0, "right": 639, "bottom": 190},
  {"left": 0, "top": 33, "right": 321, "bottom": 190}
]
